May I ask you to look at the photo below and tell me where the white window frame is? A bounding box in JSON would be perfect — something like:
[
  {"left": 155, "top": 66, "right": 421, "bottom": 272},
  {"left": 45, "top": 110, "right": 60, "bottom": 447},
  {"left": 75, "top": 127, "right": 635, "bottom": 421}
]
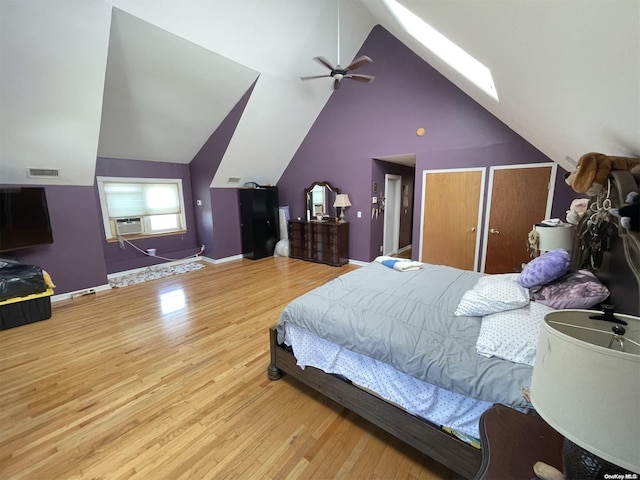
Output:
[{"left": 97, "top": 176, "right": 187, "bottom": 240}]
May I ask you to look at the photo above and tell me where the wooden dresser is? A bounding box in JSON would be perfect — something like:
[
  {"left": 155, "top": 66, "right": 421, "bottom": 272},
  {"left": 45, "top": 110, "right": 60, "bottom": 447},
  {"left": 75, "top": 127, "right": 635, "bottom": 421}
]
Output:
[{"left": 288, "top": 220, "right": 349, "bottom": 266}]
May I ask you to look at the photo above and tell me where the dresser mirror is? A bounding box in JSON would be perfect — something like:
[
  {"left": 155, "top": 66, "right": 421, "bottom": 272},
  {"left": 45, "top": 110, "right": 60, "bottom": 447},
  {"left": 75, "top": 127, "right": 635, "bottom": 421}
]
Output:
[{"left": 305, "top": 181, "right": 340, "bottom": 221}]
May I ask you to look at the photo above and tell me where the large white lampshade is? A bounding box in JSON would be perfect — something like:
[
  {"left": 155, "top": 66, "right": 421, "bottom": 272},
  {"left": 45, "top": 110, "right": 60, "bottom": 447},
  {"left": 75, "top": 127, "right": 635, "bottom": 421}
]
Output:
[{"left": 531, "top": 309, "right": 640, "bottom": 474}]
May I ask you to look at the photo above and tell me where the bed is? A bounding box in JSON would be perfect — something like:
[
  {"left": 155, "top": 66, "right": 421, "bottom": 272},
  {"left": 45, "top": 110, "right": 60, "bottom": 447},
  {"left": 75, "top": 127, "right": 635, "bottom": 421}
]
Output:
[{"left": 267, "top": 170, "right": 640, "bottom": 479}]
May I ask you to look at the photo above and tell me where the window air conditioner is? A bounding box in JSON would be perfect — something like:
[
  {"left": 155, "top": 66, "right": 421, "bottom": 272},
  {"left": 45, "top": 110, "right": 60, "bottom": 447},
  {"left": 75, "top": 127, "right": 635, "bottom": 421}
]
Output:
[{"left": 115, "top": 217, "right": 143, "bottom": 236}]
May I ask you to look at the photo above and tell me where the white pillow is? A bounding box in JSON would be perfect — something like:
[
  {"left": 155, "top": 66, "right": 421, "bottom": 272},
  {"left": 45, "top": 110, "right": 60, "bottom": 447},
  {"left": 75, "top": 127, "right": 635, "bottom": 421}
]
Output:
[
  {"left": 475, "top": 302, "right": 556, "bottom": 366},
  {"left": 454, "top": 274, "right": 529, "bottom": 317}
]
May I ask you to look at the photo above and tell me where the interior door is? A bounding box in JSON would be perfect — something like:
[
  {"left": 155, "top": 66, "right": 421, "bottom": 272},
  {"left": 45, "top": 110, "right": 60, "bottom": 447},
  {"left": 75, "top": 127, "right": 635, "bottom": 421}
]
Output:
[
  {"left": 383, "top": 174, "right": 402, "bottom": 255},
  {"left": 483, "top": 165, "right": 554, "bottom": 273},
  {"left": 420, "top": 169, "right": 484, "bottom": 270}
]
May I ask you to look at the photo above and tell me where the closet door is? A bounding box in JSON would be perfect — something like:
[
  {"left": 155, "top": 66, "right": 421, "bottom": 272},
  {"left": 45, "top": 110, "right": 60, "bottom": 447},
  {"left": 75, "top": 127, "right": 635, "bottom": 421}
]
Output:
[
  {"left": 420, "top": 169, "right": 484, "bottom": 270},
  {"left": 483, "top": 165, "right": 554, "bottom": 273}
]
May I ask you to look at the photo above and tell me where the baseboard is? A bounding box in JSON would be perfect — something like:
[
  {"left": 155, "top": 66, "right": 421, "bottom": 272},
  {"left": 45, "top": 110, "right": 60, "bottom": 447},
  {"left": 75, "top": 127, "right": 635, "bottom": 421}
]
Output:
[
  {"left": 201, "top": 254, "right": 243, "bottom": 264},
  {"left": 106, "top": 256, "right": 205, "bottom": 280},
  {"left": 398, "top": 244, "right": 412, "bottom": 254},
  {"left": 51, "top": 284, "right": 112, "bottom": 303},
  {"left": 348, "top": 259, "right": 369, "bottom": 267}
]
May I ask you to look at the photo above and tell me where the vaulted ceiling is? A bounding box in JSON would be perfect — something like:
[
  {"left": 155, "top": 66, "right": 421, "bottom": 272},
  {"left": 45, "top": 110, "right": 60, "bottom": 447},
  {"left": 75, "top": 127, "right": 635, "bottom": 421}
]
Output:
[{"left": 1, "top": 0, "right": 638, "bottom": 187}]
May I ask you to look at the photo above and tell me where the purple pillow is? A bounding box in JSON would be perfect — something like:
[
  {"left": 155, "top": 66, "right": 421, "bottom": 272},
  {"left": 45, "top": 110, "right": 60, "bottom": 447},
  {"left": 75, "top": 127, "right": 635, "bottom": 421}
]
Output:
[
  {"left": 530, "top": 270, "right": 610, "bottom": 309},
  {"left": 519, "top": 249, "right": 571, "bottom": 288}
]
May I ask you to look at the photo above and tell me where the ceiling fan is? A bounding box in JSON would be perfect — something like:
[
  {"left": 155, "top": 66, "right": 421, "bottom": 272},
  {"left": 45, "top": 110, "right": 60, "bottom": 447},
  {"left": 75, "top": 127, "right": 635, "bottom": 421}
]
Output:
[{"left": 301, "top": 0, "right": 374, "bottom": 90}]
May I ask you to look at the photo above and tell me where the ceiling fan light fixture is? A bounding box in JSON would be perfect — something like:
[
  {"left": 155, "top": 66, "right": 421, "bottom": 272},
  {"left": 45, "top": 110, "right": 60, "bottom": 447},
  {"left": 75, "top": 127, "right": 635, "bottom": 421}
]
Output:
[{"left": 300, "top": 0, "right": 374, "bottom": 90}]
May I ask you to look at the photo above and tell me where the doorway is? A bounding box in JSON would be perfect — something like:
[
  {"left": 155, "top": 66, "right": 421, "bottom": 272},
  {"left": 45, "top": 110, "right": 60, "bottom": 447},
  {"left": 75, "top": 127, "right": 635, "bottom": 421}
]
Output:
[{"left": 383, "top": 174, "right": 402, "bottom": 256}]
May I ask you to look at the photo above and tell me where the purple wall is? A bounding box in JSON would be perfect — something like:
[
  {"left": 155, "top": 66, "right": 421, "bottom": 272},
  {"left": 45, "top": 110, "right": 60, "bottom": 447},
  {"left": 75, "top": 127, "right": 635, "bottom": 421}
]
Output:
[
  {"left": 4, "top": 26, "right": 580, "bottom": 295},
  {"left": 95, "top": 157, "right": 200, "bottom": 274},
  {"left": 0, "top": 185, "right": 109, "bottom": 293},
  {"left": 210, "top": 188, "right": 242, "bottom": 259},
  {"left": 190, "top": 81, "right": 257, "bottom": 257},
  {"left": 278, "top": 25, "right": 574, "bottom": 263}
]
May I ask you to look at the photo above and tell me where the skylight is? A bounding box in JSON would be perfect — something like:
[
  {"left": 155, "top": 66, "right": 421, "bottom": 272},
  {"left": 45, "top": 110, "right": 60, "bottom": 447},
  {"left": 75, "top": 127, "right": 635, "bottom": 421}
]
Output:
[{"left": 382, "top": 0, "right": 499, "bottom": 101}]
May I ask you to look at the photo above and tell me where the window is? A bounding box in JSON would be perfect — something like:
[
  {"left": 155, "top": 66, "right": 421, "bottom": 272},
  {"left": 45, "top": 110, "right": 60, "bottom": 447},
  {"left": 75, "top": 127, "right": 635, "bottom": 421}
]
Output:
[
  {"left": 97, "top": 177, "right": 187, "bottom": 239},
  {"left": 381, "top": 0, "right": 499, "bottom": 101}
]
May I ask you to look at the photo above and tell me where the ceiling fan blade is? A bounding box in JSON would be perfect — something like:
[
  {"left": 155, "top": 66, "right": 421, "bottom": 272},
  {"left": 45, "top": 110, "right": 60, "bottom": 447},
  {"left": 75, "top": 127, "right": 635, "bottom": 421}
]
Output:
[
  {"left": 301, "top": 74, "right": 332, "bottom": 80},
  {"left": 346, "top": 74, "right": 375, "bottom": 83},
  {"left": 314, "top": 56, "right": 336, "bottom": 71},
  {"left": 346, "top": 55, "right": 372, "bottom": 71}
]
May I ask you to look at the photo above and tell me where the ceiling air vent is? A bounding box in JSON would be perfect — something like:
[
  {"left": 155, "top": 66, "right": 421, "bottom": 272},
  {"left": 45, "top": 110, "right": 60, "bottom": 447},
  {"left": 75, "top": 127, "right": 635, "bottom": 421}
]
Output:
[
  {"left": 27, "top": 168, "right": 60, "bottom": 178},
  {"left": 227, "top": 177, "right": 241, "bottom": 185}
]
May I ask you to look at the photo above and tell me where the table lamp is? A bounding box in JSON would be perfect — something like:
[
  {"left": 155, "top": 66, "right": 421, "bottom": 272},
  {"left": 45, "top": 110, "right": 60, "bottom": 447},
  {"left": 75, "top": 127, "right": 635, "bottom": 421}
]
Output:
[
  {"left": 534, "top": 222, "right": 575, "bottom": 254},
  {"left": 531, "top": 309, "right": 640, "bottom": 479},
  {"left": 333, "top": 194, "right": 351, "bottom": 223}
]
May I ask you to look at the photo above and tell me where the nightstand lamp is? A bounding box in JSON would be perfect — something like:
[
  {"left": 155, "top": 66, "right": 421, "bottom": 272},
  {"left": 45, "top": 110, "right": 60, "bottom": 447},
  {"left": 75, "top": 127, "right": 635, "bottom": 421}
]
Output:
[
  {"left": 534, "top": 222, "right": 574, "bottom": 255},
  {"left": 531, "top": 309, "right": 640, "bottom": 479},
  {"left": 333, "top": 194, "right": 351, "bottom": 223}
]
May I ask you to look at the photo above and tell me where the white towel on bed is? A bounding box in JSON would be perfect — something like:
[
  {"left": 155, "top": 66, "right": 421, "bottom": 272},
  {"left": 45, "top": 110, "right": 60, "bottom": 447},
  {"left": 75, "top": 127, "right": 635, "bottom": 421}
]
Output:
[{"left": 374, "top": 255, "right": 424, "bottom": 271}]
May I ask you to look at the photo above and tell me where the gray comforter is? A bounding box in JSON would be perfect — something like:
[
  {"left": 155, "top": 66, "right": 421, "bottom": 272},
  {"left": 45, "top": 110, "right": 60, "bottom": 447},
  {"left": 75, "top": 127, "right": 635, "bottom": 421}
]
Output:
[{"left": 276, "top": 261, "right": 532, "bottom": 408}]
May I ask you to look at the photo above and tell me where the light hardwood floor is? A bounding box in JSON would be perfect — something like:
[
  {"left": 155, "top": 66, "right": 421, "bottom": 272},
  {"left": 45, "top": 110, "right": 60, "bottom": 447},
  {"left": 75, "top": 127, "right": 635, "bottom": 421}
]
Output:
[{"left": 0, "top": 257, "right": 459, "bottom": 479}]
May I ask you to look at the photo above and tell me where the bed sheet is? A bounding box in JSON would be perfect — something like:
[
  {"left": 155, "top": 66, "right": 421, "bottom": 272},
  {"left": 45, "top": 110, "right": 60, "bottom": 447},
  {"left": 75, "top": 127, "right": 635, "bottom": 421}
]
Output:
[{"left": 284, "top": 322, "right": 502, "bottom": 441}]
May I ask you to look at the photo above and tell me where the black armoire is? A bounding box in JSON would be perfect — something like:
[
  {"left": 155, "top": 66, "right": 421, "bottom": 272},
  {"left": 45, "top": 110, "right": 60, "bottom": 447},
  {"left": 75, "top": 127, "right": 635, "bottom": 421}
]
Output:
[{"left": 238, "top": 186, "right": 280, "bottom": 260}]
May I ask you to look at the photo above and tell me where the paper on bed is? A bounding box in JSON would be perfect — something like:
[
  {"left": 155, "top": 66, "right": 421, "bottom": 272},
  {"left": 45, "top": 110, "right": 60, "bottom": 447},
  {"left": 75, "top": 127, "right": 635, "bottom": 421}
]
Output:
[{"left": 276, "top": 261, "right": 534, "bottom": 408}]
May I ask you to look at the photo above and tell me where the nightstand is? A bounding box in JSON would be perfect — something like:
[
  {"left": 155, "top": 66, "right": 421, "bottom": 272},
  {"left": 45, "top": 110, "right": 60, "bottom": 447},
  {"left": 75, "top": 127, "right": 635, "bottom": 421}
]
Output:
[{"left": 474, "top": 404, "right": 564, "bottom": 480}]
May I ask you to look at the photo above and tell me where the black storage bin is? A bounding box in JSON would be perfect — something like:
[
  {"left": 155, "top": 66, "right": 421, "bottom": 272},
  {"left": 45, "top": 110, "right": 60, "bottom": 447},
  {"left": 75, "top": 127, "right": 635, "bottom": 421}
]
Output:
[{"left": 0, "top": 296, "right": 51, "bottom": 330}]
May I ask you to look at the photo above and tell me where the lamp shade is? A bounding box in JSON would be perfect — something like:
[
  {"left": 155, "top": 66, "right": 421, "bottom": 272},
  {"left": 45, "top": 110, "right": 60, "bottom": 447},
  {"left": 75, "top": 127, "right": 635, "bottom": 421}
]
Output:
[
  {"left": 333, "top": 194, "right": 351, "bottom": 208},
  {"left": 535, "top": 223, "right": 574, "bottom": 253},
  {"left": 531, "top": 310, "right": 640, "bottom": 473}
]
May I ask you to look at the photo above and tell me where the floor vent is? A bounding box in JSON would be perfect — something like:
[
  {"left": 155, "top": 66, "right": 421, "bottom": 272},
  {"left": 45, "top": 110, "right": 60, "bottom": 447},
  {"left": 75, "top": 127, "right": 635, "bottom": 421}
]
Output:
[{"left": 27, "top": 168, "right": 60, "bottom": 178}]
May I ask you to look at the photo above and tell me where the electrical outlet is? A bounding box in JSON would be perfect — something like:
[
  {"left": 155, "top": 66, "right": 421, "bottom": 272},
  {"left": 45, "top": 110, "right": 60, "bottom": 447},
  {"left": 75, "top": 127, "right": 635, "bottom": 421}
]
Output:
[
  {"left": 380, "top": 246, "right": 383, "bottom": 253},
  {"left": 118, "top": 237, "right": 125, "bottom": 250}
]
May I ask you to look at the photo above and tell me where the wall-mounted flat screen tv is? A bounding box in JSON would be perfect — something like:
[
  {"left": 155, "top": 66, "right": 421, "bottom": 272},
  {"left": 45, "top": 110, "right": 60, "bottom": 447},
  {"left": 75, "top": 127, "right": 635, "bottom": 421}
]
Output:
[{"left": 0, "top": 187, "right": 54, "bottom": 253}]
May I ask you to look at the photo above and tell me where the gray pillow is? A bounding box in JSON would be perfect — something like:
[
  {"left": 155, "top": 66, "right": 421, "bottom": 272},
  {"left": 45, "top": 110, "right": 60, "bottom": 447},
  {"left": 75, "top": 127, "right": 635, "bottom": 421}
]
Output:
[{"left": 530, "top": 270, "right": 610, "bottom": 309}]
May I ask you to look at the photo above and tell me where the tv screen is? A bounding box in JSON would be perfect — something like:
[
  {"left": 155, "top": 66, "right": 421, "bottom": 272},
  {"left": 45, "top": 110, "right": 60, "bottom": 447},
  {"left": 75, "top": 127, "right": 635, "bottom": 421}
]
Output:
[{"left": 0, "top": 187, "right": 54, "bottom": 253}]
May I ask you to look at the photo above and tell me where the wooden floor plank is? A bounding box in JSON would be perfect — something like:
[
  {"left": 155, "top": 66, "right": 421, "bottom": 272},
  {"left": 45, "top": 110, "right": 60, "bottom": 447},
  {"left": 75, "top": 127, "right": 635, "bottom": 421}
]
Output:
[{"left": 1, "top": 257, "right": 458, "bottom": 479}]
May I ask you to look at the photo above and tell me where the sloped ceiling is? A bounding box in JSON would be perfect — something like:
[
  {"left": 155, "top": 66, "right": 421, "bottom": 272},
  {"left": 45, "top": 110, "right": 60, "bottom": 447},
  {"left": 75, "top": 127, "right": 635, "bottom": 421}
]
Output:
[
  {"left": 98, "top": 8, "right": 259, "bottom": 164},
  {"left": 1, "top": 0, "right": 638, "bottom": 187}
]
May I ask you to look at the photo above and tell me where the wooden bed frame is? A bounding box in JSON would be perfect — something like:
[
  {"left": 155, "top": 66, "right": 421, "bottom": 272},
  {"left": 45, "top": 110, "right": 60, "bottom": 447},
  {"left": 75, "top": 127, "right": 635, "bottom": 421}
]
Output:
[
  {"left": 267, "top": 170, "right": 640, "bottom": 480},
  {"left": 267, "top": 328, "right": 482, "bottom": 479}
]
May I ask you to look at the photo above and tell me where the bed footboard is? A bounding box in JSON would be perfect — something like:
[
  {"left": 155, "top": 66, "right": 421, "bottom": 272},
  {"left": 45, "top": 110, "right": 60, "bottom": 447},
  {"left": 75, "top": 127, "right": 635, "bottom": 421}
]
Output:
[{"left": 267, "top": 327, "right": 482, "bottom": 479}]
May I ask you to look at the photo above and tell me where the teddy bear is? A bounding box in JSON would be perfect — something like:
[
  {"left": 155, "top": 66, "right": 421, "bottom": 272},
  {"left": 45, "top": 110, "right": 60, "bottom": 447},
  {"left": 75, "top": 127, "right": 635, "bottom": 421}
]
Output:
[
  {"left": 565, "top": 152, "right": 640, "bottom": 197},
  {"left": 609, "top": 191, "right": 640, "bottom": 231},
  {"left": 565, "top": 198, "right": 590, "bottom": 224}
]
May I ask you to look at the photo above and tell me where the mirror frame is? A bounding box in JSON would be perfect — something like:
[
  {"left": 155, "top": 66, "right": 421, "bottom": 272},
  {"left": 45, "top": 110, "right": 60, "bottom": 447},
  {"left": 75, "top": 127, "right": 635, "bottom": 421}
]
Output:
[{"left": 304, "top": 181, "right": 340, "bottom": 221}]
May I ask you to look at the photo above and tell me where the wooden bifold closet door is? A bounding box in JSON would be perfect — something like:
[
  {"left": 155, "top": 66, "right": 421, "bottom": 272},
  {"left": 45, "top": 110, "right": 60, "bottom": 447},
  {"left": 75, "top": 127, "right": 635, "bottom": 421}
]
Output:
[
  {"left": 421, "top": 170, "right": 483, "bottom": 271},
  {"left": 483, "top": 166, "right": 553, "bottom": 273},
  {"left": 420, "top": 164, "right": 555, "bottom": 273}
]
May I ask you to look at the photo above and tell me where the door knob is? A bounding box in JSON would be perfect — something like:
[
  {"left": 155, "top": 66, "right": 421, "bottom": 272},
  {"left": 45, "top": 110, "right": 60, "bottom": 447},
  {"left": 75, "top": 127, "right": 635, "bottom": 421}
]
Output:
[
  {"left": 467, "top": 227, "right": 476, "bottom": 233},
  {"left": 489, "top": 228, "right": 500, "bottom": 234}
]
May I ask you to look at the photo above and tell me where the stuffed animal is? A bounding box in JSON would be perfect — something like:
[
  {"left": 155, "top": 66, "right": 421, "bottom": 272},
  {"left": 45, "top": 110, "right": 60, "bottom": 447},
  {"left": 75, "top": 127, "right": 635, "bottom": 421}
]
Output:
[
  {"left": 565, "top": 198, "right": 590, "bottom": 224},
  {"left": 565, "top": 152, "right": 640, "bottom": 197},
  {"left": 533, "top": 462, "right": 564, "bottom": 480},
  {"left": 609, "top": 191, "right": 640, "bottom": 231}
]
